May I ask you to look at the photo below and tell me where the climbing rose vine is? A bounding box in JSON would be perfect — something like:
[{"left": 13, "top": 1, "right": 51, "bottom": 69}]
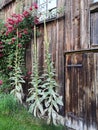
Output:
[{"left": 0, "top": 3, "right": 39, "bottom": 96}]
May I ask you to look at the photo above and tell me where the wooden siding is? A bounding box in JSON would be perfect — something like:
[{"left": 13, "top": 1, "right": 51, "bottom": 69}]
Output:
[
  {"left": 0, "top": 0, "right": 34, "bottom": 20},
  {"left": 0, "top": 0, "right": 13, "bottom": 9},
  {"left": 64, "top": 0, "right": 98, "bottom": 129},
  {"left": 65, "top": 0, "right": 91, "bottom": 51},
  {"left": 0, "top": 0, "right": 98, "bottom": 130}
]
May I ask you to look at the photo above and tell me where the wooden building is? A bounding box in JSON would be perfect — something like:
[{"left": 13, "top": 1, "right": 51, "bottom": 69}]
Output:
[{"left": 0, "top": 0, "right": 98, "bottom": 129}]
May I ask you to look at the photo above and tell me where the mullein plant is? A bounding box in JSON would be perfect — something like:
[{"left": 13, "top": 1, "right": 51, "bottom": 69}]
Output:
[
  {"left": 10, "top": 29, "right": 25, "bottom": 103},
  {"left": 41, "top": 21, "right": 63, "bottom": 125},
  {"left": 27, "top": 23, "right": 63, "bottom": 125},
  {"left": 27, "top": 26, "right": 44, "bottom": 117}
]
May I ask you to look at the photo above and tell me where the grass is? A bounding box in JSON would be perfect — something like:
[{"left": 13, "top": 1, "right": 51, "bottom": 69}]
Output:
[
  {"left": 0, "top": 94, "right": 66, "bottom": 130},
  {"left": 0, "top": 113, "right": 64, "bottom": 130}
]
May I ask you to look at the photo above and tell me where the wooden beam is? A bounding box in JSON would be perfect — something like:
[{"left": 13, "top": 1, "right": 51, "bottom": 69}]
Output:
[
  {"left": 64, "top": 48, "right": 98, "bottom": 55},
  {"left": 90, "top": 2, "right": 98, "bottom": 13}
]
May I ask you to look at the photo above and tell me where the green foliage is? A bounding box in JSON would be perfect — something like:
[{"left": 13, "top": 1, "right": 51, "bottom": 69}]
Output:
[
  {"left": 0, "top": 106, "right": 65, "bottom": 130},
  {"left": 0, "top": 19, "right": 5, "bottom": 31},
  {"left": 10, "top": 34, "right": 25, "bottom": 103},
  {"left": 57, "top": 6, "right": 65, "bottom": 15},
  {"left": 0, "top": 74, "right": 10, "bottom": 93},
  {"left": 0, "top": 93, "right": 65, "bottom": 130},
  {"left": 0, "top": 5, "right": 38, "bottom": 95},
  {"left": 0, "top": 93, "right": 19, "bottom": 115}
]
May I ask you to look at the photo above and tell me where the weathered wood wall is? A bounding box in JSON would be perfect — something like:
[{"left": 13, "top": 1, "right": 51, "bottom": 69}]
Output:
[
  {"left": 0, "top": 0, "right": 34, "bottom": 20},
  {"left": 0, "top": 0, "right": 98, "bottom": 130},
  {"left": 65, "top": 0, "right": 98, "bottom": 130},
  {"left": 65, "top": 0, "right": 91, "bottom": 51}
]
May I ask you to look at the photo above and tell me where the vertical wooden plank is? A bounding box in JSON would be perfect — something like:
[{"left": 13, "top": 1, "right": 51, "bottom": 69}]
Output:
[
  {"left": 95, "top": 53, "right": 98, "bottom": 130},
  {"left": 65, "top": 0, "right": 80, "bottom": 51},
  {"left": 37, "top": 25, "right": 44, "bottom": 75},
  {"left": 78, "top": 54, "right": 84, "bottom": 117},
  {"left": 26, "top": 43, "right": 32, "bottom": 72},
  {"left": 51, "top": 21, "right": 57, "bottom": 67},
  {"left": 57, "top": 19, "right": 65, "bottom": 115},
  {"left": 73, "top": 0, "right": 80, "bottom": 50},
  {"left": 57, "top": 0, "right": 65, "bottom": 17},
  {"left": 65, "top": 0, "right": 73, "bottom": 51},
  {"left": 80, "top": 0, "right": 90, "bottom": 48},
  {"left": 65, "top": 55, "right": 70, "bottom": 114}
]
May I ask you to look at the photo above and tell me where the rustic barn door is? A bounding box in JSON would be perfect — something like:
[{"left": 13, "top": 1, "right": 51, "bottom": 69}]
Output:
[{"left": 65, "top": 52, "right": 98, "bottom": 130}]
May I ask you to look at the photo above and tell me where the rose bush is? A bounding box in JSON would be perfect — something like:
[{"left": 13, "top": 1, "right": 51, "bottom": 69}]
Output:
[{"left": 0, "top": 3, "right": 39, "bottom": 97}]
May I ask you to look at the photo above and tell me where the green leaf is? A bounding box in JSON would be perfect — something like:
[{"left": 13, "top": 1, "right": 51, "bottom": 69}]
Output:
[
  {"left": 52, "top": 100, "right": 59, "bottom": 112},
  {"left": 16, "top": 92, "right": 22, "bottom": 103},
  {"left": 29, "top": 102, "right": 35, "bottom": 113},
  {"left": 38, "top": 102, "right": 44, "bottom": 115},
  {"left": 34, "top": 105, "right": 37, "bottom": 117},
  {"left": 56, "top": 96, "right": 63, "bottom": 106},
  {"left": 52, "top": 110, "right": 57, "bottom": 125},
  {"left": 26, "top": 94, "right": 35, "bottom": 102}
]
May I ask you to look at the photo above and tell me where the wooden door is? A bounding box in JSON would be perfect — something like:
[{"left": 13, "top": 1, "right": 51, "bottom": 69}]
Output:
[{"left": 65, "top": 52, "right": 98, "bottom": 130}]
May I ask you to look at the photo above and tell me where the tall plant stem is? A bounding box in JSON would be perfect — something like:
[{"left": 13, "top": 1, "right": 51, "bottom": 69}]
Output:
[
  {"left": 14, "top": 28, "right": 19, "bottom": 87},
  {"left": 34, "top": 25, "right": 37, "bottom": 62}
]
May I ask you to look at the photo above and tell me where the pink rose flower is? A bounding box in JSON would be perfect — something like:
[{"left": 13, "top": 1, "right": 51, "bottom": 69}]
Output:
[
  {"left": 29, "top": 6, "right": 33, "bottom": 11},
  {"left": 23, "top": 29, "right": 28, "bottom": 34},
  {"left": 0, "top": 41, "right": 3, "bottom": 44},
  {"left": 23, "top": 11, "right": 30, "bottom": 17},
  {"left": 27, "top": 71, "right": 32, "bottom": 75},
  {"left": 0, "top": 53, "right": 3, "bottom": 58},
  {"left": 32, "top": 2, "right": 38, "bottom": 9},
  {"left": 0, "top": 80, "right": 3, "bottom": 85},
  {"left": 34, "top": 17, "right": 39, "bottom": 24},
  {"left": 18, "top": 44, "right": 22, "bottom": 48},
  {"left": 18, "top": 33, "right": 22, "bottom": 38}
]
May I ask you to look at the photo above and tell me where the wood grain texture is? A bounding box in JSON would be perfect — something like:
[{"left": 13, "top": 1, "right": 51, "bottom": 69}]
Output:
[
  {"left": 65, "top": 0, "right": 90, "bottom": 51},
  {"left": 0, "top": 0, "right": 13, "bottom": 9},
  {"left": 65, "top": 52, "right": 98, "bottom": 129},
  {"left": 0, "top": 0, "right": 98, "bottom": 129}
]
